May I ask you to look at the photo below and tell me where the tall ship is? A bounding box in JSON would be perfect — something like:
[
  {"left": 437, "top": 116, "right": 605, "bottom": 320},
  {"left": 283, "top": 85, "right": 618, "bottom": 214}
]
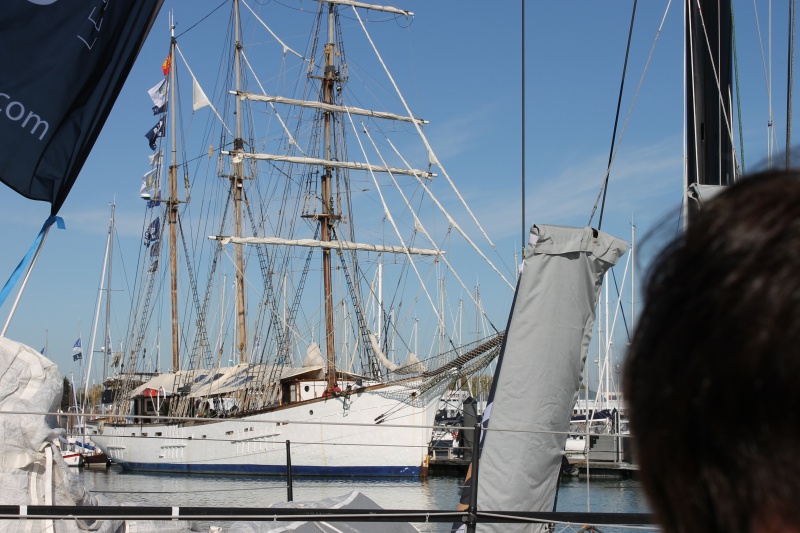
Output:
[{"left": 91, "top": 0, "right": 512, "bottom": 476}]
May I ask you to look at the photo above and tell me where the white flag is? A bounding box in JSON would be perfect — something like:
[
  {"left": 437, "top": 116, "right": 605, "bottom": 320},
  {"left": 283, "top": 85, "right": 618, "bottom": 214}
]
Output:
[
  {"left": 148, "top": 79, "right": 168, "bottom": 109},
  {"left": 140, "top": 168, "right": 158, "bottom": 198},
  {"left": 148, "top": 150, "right": 162, "bottom": 167},
  {"left": 192, "top": 76, "right": 211, "bottom": 111}
]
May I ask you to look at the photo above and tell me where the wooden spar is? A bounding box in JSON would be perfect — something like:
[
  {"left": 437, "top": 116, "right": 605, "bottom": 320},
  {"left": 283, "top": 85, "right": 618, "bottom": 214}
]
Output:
[
  {"left": 168, "top": 19, "right": 180, "bottom": 372},
  {"left": 323, "top": 2, "right": 337, "bottom": 390},
  {"left": 233, "top": 0, "right": 247, "bottom": 363}
]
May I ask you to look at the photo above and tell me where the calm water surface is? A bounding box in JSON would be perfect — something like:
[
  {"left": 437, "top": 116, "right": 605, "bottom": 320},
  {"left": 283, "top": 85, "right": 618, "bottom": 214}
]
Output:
[{"left": 78, "top": 467, "right": 654, "bottom": 532}]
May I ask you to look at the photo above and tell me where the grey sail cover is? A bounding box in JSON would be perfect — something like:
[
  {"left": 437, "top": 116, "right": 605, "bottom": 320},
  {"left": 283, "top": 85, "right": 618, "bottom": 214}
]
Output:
[{"left": 473, "top": 225, "right": 627, "bottom": 532}]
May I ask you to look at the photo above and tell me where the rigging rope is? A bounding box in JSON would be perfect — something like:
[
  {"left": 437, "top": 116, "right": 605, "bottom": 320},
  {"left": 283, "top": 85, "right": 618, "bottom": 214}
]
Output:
[
  {"left": 732, "top": 4, "right": 746, "bottom": 175},
  {"left": 383, "top": 136, "right": 513, "bottom": 292},
  {"left": 692, "top": 0, "right": 739, "bottom": 170},
  {"left": 587, "top": 1, "right": 671, "bottom": 231},
  {"left": 349, "top": 5, "right": 512, "bottom": 281},
  {"left": 591, "top": 0, "right": 638, "bottom": 231},
  {"left": 343, "top": 110, "right": 444, "bottom": 327},
  {"left": 361, "top": 124, "right": 495, "bottom": 327},
  {"left": 751, "top": 0, "right": 778, "bottom": 166}
]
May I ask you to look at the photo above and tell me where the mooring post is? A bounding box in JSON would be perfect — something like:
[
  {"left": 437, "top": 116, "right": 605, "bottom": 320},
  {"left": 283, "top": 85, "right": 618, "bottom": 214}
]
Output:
[
  {"left": 466, "top": 423, "right": 481, "bottom": 533},
  {"left": 286, "top": 439, "right": 293, "bottom": 502}
]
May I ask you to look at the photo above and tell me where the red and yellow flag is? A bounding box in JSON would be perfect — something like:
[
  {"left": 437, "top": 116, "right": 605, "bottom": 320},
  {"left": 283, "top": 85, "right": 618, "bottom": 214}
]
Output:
[{"left": 161, "top": 54, "right": 171, "bottom": 76}]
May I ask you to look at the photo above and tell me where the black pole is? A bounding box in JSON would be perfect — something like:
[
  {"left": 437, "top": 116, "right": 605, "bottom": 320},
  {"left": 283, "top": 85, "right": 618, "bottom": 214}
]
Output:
[
  {"left": 466, "top": 423, "right": 481, "bottom": 533},
  {"left": 686, "top": 0, "right": 733, "bottom": 188},
  {"left": 286, "top": 440, "right": 293, "bottom": 502}
]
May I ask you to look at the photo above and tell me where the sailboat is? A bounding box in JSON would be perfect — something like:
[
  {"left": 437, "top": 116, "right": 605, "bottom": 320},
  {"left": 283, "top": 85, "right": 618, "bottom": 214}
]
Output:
[
  {"left": 68, "top": 204, "right": 117, "bottom": 469},
  {"left": 91, "top": 0, "right": 511, "bottom": 476}
]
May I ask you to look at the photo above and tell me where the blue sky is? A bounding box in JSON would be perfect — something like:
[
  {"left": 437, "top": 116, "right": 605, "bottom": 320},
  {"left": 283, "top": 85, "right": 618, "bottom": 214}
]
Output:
[{"left": 0, "top": 0, "right": 795, "bottom": 392}]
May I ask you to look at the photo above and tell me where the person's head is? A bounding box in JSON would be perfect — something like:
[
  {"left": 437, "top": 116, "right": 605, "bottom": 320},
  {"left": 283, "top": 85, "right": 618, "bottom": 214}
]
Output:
[{"left": 624, "top": 169, "right": 800, "bottom": 533}]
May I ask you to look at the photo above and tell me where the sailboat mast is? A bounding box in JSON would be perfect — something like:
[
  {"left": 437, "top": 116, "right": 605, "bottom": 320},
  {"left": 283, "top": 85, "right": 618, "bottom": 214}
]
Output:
[
  {"left": 685, "top": 0, "right": 734, "bottom": 190},
  {"left": 168, "top": 16, "right": 180, "bottom": 372},
  {"left": 322, "top": 2, "right": 338, "bottom": 389},
  {"left": 103, "top": 202, "right": 115, "bottom": 384},
  {"left": 233, "top": 0, "right": 248, "bottom": 363}
]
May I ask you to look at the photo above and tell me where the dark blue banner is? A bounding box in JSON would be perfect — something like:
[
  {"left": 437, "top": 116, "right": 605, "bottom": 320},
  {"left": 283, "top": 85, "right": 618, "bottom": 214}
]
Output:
[{"left": 0, "top": 0, "right": 164, "bottom": 215}]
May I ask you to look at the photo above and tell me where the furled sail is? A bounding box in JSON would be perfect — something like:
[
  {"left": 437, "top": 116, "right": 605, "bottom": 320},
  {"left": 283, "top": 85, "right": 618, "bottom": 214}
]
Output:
[
  {"left": 455, "top": 225, "right": 627, "bottom": 532},
  {"left": 213, "top": 236, "right": 442, "bottom": 256},
  {"left": 0, "top": 0, "right": 164, "bottom": 215},
  {"left": 221, "top": 151, "right": 435, "bottom": 179},
  {"left": 237, "top": 92, "right": 427, "bottom": 125}
]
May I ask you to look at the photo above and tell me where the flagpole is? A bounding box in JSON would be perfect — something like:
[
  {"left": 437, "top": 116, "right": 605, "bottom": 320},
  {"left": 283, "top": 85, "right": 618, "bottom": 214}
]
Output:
[{"left": 1, "top": 223, "right": 53, "bottom": 337}]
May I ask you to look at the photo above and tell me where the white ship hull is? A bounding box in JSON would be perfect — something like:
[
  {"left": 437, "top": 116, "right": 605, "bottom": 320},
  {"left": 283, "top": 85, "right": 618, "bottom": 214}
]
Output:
[{"left": 93, "top": 383, "right": 438, "bottom": 477}]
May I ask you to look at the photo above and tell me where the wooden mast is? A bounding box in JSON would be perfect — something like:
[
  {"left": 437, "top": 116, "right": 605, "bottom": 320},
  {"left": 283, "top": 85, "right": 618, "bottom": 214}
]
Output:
[
  {"left": 233, "top": 0, "right": 248, "bottom": 363},
  {"left": 322, "top": 2, "right": 338, "bottom": 390},
  {"left": 168, "top": 16, "right": 180, "bottom": 372},
  {"left": 102, "top": 202, "right": 115, "bottom": 383}
]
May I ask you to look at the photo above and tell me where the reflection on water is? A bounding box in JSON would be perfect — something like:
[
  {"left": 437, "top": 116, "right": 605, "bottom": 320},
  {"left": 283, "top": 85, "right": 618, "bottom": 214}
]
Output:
[{"left": 77, "top": 467, "right": 652, "bottom": 533}]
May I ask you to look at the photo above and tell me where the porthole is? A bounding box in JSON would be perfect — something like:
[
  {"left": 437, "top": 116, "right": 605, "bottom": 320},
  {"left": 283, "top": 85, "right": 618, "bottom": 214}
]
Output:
[
  {"left": 304, "top": 385, "right": 310, "bottom": 392},
  {"left": 309, "top": 410, "right": 314, "bottom": 416}
]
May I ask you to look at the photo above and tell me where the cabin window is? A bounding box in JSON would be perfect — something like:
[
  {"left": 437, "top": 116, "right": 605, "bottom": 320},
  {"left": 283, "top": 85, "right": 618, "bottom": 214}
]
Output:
[
  {"left": 141, "top": 433, "right": 148, "bottom": 437},
  {"left": 304, "top": 385, "right": 310, "bottom": 392},
  {"left": 309, "top": 410, "right": 314, "bottom": 415},
  {"left": 155, "top": 432, "right": 162, "bottom": 436},
  {"left": 202, "top": 435, "right": 207, "bottom": 439},
  {"left": 226, "top": 431, "right": 234, "bottom": 435}
]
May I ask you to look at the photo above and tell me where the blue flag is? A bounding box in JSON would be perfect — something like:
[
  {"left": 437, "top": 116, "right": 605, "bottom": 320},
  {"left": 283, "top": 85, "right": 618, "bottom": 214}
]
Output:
[
  {"left": 144, "top": 218, "right": 160, "bottom": 247},
  {"left": 72, "top": 338, "right": 81, "bottom": 351},
  {"left": 146, "top": 191, "right": 162, "bottom": 208},
  {"left": 145, "top": 118, "right": 165, "bottom": 150},
  {"left": 40, "top": 347, "right": 45, "bottom": 355}
]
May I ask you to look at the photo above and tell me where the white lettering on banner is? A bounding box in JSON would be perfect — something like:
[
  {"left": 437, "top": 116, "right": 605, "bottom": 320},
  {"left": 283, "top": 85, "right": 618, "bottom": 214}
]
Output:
[
  {"left": 77, "top": 0, "right": 109, "bottom": 50},
  {"left": 0, "top": 94, "right": 49, "bottom": 141}
]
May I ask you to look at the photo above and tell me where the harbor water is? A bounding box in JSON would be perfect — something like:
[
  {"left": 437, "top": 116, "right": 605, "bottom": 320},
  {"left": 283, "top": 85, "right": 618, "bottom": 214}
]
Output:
[{"left": 77, "top": 467, "right": 653, "bottom": 532}]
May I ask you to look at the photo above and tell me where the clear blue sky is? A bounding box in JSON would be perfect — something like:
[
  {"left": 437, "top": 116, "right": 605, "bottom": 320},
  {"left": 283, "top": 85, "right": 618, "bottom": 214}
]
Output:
[{"left": 0, "top": 1, "right": 794, "bottom": 392}]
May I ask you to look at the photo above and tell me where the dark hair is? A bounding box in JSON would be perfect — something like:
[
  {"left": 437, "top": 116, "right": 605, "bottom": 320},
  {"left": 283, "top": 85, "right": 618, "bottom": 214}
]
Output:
[{"left": 624, "top": 170, "right": 800, "bottom": 533}]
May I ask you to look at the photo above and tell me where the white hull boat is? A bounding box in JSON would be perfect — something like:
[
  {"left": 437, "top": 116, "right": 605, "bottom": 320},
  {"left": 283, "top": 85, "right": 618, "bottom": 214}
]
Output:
[{"left": 95, "top": 379, "right": 438, "bottom": 476}]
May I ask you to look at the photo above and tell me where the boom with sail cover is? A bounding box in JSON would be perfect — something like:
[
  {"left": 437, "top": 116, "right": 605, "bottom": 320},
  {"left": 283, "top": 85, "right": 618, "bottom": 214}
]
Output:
[
  {"left": 455, "top": 225, "right": 627, "bottom": 533},
  {"left": 0, "top": 0, "right": 164, "bottom": 215}
]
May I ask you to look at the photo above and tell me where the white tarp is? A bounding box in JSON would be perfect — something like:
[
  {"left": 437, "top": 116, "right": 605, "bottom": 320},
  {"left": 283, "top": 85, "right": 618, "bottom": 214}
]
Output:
[{"left": 0, "top": 336, "right": 200, "bottom": 532}]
